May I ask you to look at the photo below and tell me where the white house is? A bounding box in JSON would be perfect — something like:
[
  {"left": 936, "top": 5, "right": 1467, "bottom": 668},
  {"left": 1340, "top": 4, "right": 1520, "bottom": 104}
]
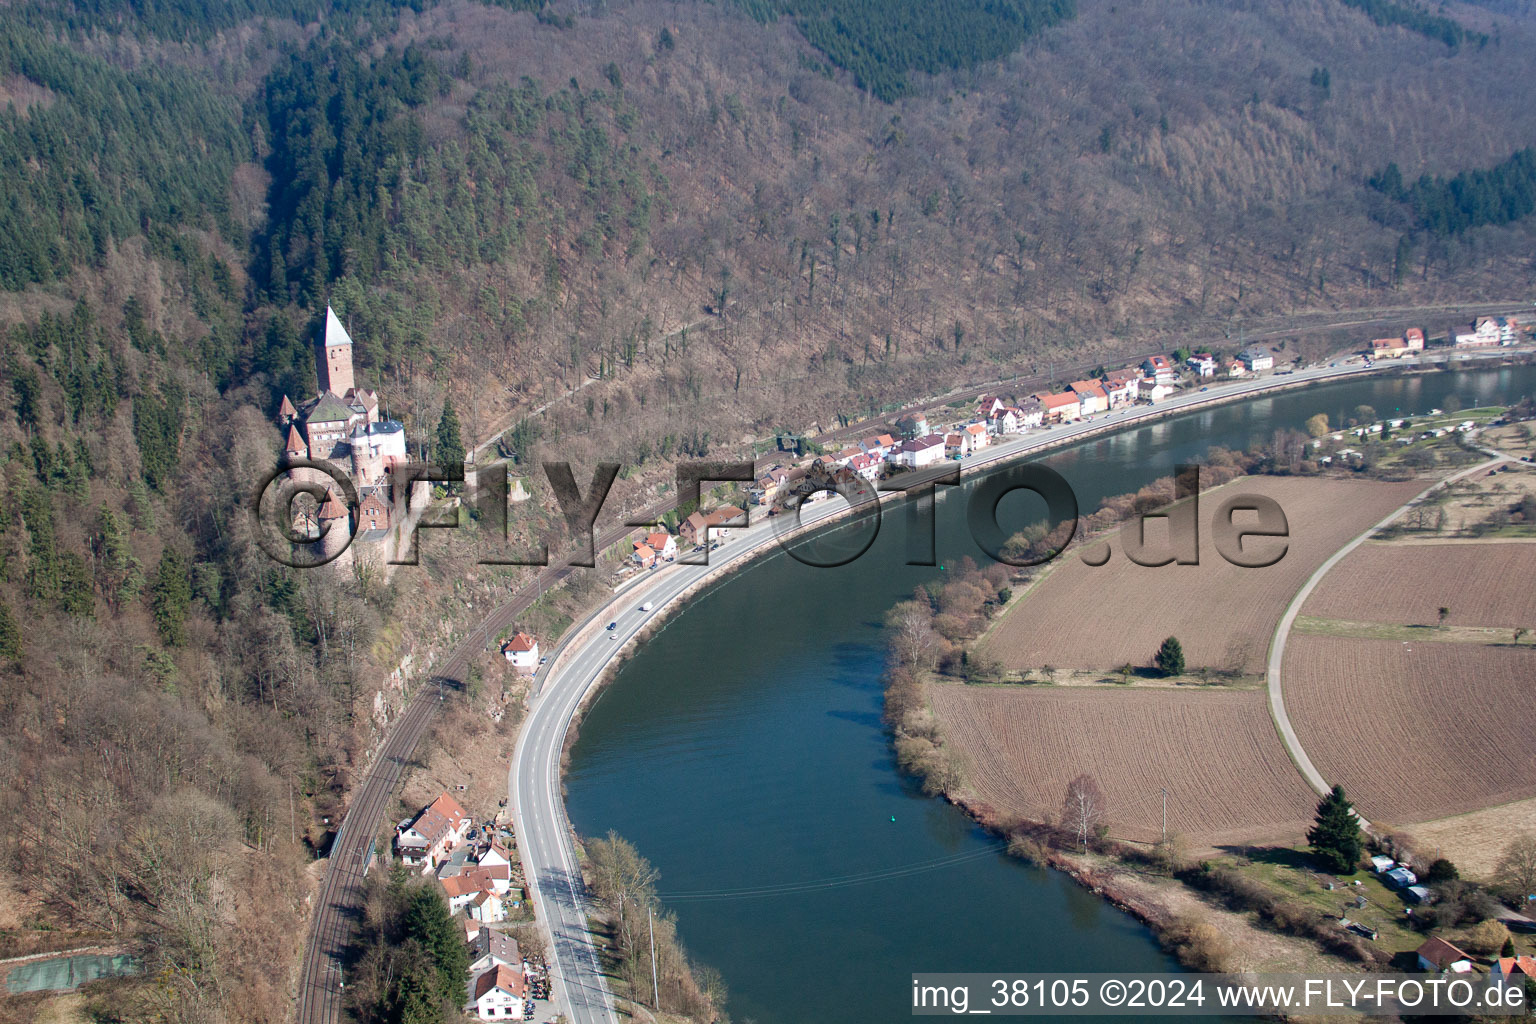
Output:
[
  {"left": 890, "top": 435, "right": 947, "bottom": 469},
  {"left": 396, "top": 793, "right": 472, "bottom": 872},
  {"left": 1100, "top": 373, "right": 1138, "bottom": 407},
  {"left": 1141, "top": 378, "right": 1174, "bottom": 402},
  {"left": 1014, "top": 399, "right": 1045, "bottom": 429},
  {"left": 1187, "top": 353, "right": 1217, "bottom": 377},
  {"left": 1142, "top": 355, "right": 1177, "bottom": 384},
  {"left": 467, "top": 889, "right": 505, "bottom": 923},
  {"left": 643, "top": 530, "right": 676, "bottom": 562},
  {"left": 847, "top": 452, "right": 881, "bottom": 483},
  {"left": 501, "top": 632, "right": 539, "bottom": 673},
  {"left": 473, "top": 963, "right": 528, "bottom": 1020},
  {"left": 1225, "top": 359, "right": 1247, "bottom": 378},
  {"left": 1239, "top": 348, "right": 1273, "bottom": 372},
  {"left": 988, "top": 408, "right": 1020, "bottom": 435}
]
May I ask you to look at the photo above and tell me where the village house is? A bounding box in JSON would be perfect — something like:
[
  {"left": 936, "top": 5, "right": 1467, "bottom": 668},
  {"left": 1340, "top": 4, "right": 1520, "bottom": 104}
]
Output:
[
  {"left": 644, "top": 531, "right": 676, "bottom": 561},
  {"left": 1068, "top": 380, "right": 1109, "bottom": 416},
  {"left": 632, "top": 542, "right": 657, "bottom": 569},
  {"left": 441, "top": 867, "right": 500, "bottom": 912},
  {"left": 1187, "top": 352, "right": 1217, "bottom": 377},
  {"left": 468, "top": 927, "right": 521, "bottom": 975},
  {"left": 1037, "top": 391, "right": 1081, "bottom": 424},
  {"left": 750, "top": 466, "right": 790, "bottom": 505},
  {"left": 895, "top": 412, "right": 929, "bottom": 438},
  {"left": 1014, "top": 399, "right": 1045, "bottom": 429},
  {"left": 1100, "top": 373, "right": 1138, "bottom": 407},
  {"left": 1225, "top": 358, "right": 1247, "bottom": 378},
  {"left": 975, "top": 396, "right": 1005, "bottom": 420},
  {"left": 680, "top": 506, "right": 746, "bottom": 547},
  {"left": 1415, "top": 936, "right": 1473, "bottom": 974},
  {"left": 1239, "top": 347, "right": 1274, "bottom": 372},
  {"left": 889, "top": 434, "right": 947, "bottom": 469},
  {"left": 858, "top": 433, "right": 897, "bottom": 458},
  {"left": 944, "top": 432, "right": 969, "bottom": 458},
  {"left": 396, "top": 793, "right": 472, "bottom": 872},
  {"left": 472, "top": 963, "right": 528, "bottom": 1020},
  {"left": 848, "top": 452, "right": 881, "bottom": 483},
  {"left": 1455, "top": 316, "right": 1505, "bottom": 347},
  {"left": 1404, "top": 327, "right": 1425, "bottom": 351},
  {"left": 1142, "top": 354, "right": 1178, "bottom": 384},
  {"left": 501, "top": 632, "right": 539, "bottom": 672},
  {"left": 1140, "top": 378, "right": 1174, "bottom": 402},
  {"left": 467, "top": 889, "right": 505, "bottom": 924},
  {"left": 964, "top": 422, "right": 989, "bottom": 450},
  {"left": 1370, "top": 336, "right": 1410, "bottom": 359},
  {"left": 1493, "top": 955, "right": 1536, "bottom": 988}
]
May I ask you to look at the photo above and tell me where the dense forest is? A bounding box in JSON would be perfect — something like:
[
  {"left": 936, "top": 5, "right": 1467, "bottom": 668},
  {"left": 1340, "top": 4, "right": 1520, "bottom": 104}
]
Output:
[
  {"left": 2, "top": 0, "right": 1536, "bottom": 1021},
  {"left": 1338, "top": 0, "right": 1487, "bottom": 49},
  {"left": 1371, "top": 148, "right": 1536, "bottom": 237}
]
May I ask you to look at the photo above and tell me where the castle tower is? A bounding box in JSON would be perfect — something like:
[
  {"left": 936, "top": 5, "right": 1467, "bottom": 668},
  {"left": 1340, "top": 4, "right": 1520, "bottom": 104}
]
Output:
[
  {"left": 316, "top": 489, "right": 352, "bottom": 562},
  {"left": 316, "top": 306, "right": 355, "bottom": 396}
]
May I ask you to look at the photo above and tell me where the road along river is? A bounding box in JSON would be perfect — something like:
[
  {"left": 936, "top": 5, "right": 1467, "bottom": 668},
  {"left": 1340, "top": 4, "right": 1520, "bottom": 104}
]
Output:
[{"left": 561, "top": 362, "right": 1536, "bottom": 1024}]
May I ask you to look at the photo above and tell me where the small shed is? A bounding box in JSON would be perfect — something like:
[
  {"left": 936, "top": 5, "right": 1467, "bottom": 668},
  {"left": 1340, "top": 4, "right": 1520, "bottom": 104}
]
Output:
[
  {"left": 1370, "top": 855, "right": 1396, "bottom": 873},
  {"left": 1406, "top": 885, "right": 1432, "bottom": 904},
  {"left": 1385, "top": 866, "right": 1418, "bottom": 888}
]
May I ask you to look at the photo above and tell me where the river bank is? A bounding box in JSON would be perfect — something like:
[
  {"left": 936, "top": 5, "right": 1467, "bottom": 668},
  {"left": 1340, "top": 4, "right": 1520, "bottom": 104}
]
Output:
[{"left": 563, "top": 361, "right": 1536, "bottom": 1024}]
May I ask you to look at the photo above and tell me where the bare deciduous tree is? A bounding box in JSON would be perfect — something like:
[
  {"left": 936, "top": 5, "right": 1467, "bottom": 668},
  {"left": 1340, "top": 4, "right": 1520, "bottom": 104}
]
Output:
[{"left": 1062, "top": 773, "right": 1107, "bottom": 851}]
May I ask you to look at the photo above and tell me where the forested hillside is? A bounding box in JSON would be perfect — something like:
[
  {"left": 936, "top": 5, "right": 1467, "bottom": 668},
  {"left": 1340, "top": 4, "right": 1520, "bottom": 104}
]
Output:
[{"left": 1, "top": 0, "right": 1536, "bottom": 1021}]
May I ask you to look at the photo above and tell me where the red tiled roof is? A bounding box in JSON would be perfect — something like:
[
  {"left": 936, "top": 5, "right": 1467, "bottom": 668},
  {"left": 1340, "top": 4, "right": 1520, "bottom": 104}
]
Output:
[
  {"left": 1416, "top": 936, "right": 1470, "bottom": 968},
  {"left": 474, "top": 963, "right": 526, "bottom": 1001},
  {"left": 504, "top": 632, "right": 537, "bottom": 653},
  {"left": 285, "top": 425, "right": 308, "bottom": 452}
]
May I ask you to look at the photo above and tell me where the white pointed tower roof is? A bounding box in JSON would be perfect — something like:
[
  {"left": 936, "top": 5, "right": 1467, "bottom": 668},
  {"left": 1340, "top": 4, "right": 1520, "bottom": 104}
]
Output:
[{"left": 324, "top": 306, "right": 353, "bottom": 349}]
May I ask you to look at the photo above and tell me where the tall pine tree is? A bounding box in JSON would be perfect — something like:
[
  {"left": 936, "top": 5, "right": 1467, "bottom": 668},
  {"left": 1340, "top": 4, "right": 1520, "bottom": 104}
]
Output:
[{"left": 1307, "top": 784, "right": 1363, "bottom": 874}]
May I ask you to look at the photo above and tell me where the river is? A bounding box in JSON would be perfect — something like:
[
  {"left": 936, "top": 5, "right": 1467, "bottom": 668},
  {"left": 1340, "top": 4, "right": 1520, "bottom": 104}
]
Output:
[{"left": 564, "top": 364, "right": 1536, "bottom": 1024}]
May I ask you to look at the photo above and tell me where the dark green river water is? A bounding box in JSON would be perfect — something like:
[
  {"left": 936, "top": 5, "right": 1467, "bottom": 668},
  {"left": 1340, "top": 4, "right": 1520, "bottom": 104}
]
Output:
[{"left": 566, "top": 364, "right": 1536, "bottom": 1024}]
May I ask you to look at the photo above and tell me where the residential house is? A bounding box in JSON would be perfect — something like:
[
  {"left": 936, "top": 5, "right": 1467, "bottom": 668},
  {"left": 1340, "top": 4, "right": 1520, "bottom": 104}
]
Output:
[
  {"left": 1456, "top": 317, "right": 1502, "bottom": 347},
  {"left": 1015, "top": 398, "right": 1045, "bottom": 429},
  {"left": 1370, "top": 337, "right": 1409, "bottom": 359},
  {"left": 848, "top": 452, "right": 882, "bottom": 483},
  {"left": 895, "top": 412, "right": 929, "bottom": 438},
  {"left": 1225, "top": 359, "right": 1247, "bottom": 379},
  {"left": 631, "top": 543, "right": 657, "bottom": 569},
  {"left": 1187, "top": 353, "right": 1217, "bottom": 377},
  {"left": 680, "top": 506, "right": 747, "bottom": 546},
  {"left": 944, "top": 432, "right": 970, "bottom": 459},
  {"left": 987, "top": 407, "right": 1019, "bottom": 435},
  {"left": 1038, "top": 392, "right": 1081, "bottom": 424},
  {"left": 1492, "top": 955, "right": 1536, "bottom": 988},
  {"left": 1239, "top": 348, "right": 1274, "bottom": 372},
  {"left": 441, "top": 868, "right": 500, "bottom": 913},
  {"left": 1068, "top": 380, "right": 1110, "bottom": 416},
  {"left": 645, "top": 531, "right": 676, "bottom": 561},
  {"left": 468, "top": 927, "right": 520, "bottom": 976},
  {"left": 890, "top": 435, "right": 947, "bottom": 469},
  {"left": 1416, "top": 936, "right": 1473, "bottom": 973},
  {"left": 501, "top": 633, "right": 539, "bottom": 673},
  {"left": 1100, "top": 374, "right": 1138, "bottom": 407},
  {"left": 750, "top": 467, "right": 789, "bottom": 506},
  {"left": 975, "top": 396, "right": 1005, "bottom": 420},
  {"left": 858, "top": 434, "right": 897, "bottom": 458},
  {"left": 1405, "top": 327, "right": 1425, "bottom": 351},
  {"left": 396, "top": 793, "right": 471, "bottom": 872},
  {"left": 472, "top": 963, "right": 528, "bottom": 1020},
  {"left": 964, "top": 422, "right": 989, "bottom": 450},
  {"left": 467, "top": 889, "right": 505, "bottom": 924},
  {"left": 1141, "top": 378, "right": 1174, "bottom": 402},
  {"left": 1142, "top": 355, "right": 1177, "bottom": 384}
]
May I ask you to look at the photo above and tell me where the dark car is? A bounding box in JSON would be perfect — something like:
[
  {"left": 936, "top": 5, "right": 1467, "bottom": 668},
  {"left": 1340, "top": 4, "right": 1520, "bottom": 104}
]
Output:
[{"left": 606, "top": 621, "right": 617, "bottom": 630}]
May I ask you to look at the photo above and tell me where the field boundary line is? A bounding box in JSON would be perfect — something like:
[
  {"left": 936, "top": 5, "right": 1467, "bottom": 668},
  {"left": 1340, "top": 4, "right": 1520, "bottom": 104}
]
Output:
[{"left": 1263, "top": 453, "right": 1510, "bottom": 813}]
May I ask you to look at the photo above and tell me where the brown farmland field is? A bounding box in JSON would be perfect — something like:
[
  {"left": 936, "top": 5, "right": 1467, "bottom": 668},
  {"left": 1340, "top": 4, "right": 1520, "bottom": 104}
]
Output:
[
  {"left": 1282, "top": 635, "right": 1536, "bottom": 824},
  {"left": 929, "top": 684, "right": 1319, "bottom": 848},
  {"left": 976, "top": 476, "right": 1427, "bottom": 675},
  {"left": 1301, "top": 541, "right": 1536, "bottom": 629}
]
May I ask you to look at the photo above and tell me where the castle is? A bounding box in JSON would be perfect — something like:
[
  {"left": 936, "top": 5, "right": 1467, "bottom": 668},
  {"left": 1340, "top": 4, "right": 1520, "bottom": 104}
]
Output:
[{"left": 278, "top": 307, "right": 405, "bottom": 556}]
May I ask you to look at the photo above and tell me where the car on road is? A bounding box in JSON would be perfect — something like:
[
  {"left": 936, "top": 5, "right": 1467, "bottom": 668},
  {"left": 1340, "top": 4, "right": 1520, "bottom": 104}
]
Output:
[
  {"left": 606, "top": 621, "right": 617, "bottom": 630},
  {"left": 608, "top": 632, "right": 619, "bottom": 641},
  {"left": 640, "top": 602, "right": 654, "bottom": 612},
  {"left": 1199, "top": 386, "right": 1208, "bottom": 392}
]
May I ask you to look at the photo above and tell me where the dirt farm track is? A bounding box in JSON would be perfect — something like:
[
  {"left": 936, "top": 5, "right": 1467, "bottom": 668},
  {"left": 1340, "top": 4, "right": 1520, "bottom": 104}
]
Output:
[
  {"left": 930, "top": 684, "right": 1320, "bottom": 849},
  {"left": 976, "top": 476, "right": 1427, "bottom": 675},
  {"left": 1282, "top": 634, "right": 1536, "bottom": 826}
]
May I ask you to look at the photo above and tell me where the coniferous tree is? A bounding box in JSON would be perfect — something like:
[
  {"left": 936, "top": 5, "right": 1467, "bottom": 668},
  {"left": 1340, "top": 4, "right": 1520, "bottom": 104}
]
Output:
[
  {"left": 1155, "top": 636, "right": 1185, "bottom": 676},
  {"left": 150, "top": 547, "right": 192, "bottom": 646},
  {"left": 1307, "top": 785, "right": 1363, "bottom": 874},
  {"left": 435, "top": 398, "right": 465, "bottom": 470}
]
